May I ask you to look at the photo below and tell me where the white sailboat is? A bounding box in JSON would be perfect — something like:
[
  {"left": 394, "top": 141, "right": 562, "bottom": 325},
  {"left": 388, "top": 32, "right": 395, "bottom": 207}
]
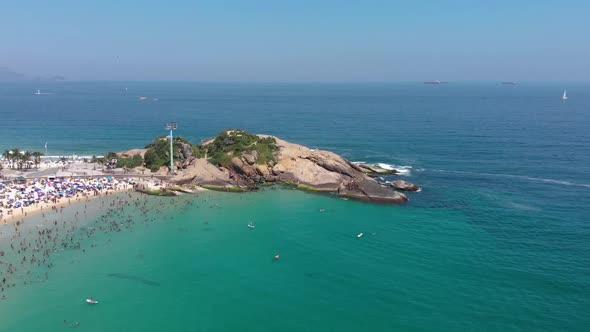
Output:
[
  {"left": 562, "top": 90, "right": 568, "bottom": 100},
  {"left": 35, "top": 89, "right": 41, "bottom": 95}
]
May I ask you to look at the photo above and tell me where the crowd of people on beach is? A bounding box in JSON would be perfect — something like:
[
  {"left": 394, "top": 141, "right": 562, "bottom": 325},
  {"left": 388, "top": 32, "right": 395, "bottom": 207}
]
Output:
[{"left": 0, "top": 177, "right": 135, "bottom": 222}]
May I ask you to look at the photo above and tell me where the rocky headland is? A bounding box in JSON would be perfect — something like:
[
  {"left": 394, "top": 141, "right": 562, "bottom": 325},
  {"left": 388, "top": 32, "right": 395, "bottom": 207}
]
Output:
[{"left": 118, "top": 130, "right": 418, "bottom": 204}]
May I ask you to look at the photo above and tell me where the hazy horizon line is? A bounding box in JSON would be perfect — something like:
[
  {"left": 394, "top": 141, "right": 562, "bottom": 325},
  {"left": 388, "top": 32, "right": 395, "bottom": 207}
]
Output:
[{"left": 2, "top": 79, "right": 588, "bottom": 84}]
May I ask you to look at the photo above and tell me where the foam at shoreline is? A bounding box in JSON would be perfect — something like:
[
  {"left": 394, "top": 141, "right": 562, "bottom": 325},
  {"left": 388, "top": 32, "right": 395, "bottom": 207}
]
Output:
[{"left": 352, "top": 161, "right": 413, "bottom": 176}]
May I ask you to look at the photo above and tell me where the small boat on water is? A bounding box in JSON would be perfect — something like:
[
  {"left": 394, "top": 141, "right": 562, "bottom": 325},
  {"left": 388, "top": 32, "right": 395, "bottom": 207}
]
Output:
[
  {"left": 424, "top": 80, "right": 448, "bottom": 84},
  {"left": 139, "top": 96, "right": 148, "bottom": 101},
  {"left": 357, "top": 232, "right": 364, "bottom": 238},
  {"left": 34, "top": 89, "right": 41, "bottom": 95},
  {"left": 247, "top": 221, "right": 255, "bottom": 228},
  {"left": 86, "top": 298, "right": 98, "bottom": 304},
  {"left": 562, "top": 90, "right": 568, "bottom": 100}
]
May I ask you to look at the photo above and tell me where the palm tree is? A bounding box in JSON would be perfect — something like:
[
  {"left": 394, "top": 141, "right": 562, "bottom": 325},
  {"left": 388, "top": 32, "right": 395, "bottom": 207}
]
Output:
[
  {"left": 14, "top": 153, "right": 22, "bottom": 170},
  {"left": 10, "top": 148, "right": 20, "bottom": 169},
  {"left": 17, "top": 151, "right": 32, "bottom": 170},
  {"left": 2, "top": 150, "right": 11, "bottom": 169},
  {"left": 31, "top": 151, "right": 43, "bottom": 169},
  {"left": 24, "top": 151, "right": 32, "bottom": 170}
]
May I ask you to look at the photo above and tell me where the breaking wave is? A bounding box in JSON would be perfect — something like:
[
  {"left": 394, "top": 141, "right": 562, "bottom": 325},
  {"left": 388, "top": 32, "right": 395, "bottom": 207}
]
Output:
[
  {"left": 351, "top": 162, "right": 413, "bottom": 176},
  {"left": 376, "top": 163, "right": 413, "bottom": 175}
]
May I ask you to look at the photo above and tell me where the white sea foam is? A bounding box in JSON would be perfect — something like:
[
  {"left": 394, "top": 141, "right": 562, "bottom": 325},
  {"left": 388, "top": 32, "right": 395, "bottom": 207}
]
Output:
[
  {"left": 352, "top": 161, "right": 414, "bottom": 176},
  {"left": 376, "top": 163, "right": 413, "bottom": 175},
  {"left": 429, "top": 169, "right": 590, "bottom": 189}
]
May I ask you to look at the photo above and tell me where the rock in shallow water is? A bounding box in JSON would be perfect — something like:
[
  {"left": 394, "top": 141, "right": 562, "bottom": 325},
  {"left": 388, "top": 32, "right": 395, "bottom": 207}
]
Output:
[
  {"left": 390, "top": 179, "right": 419, "bottom": 191},
  {"left": 166, "top": 131, "right": 416, "bottom": 204}
]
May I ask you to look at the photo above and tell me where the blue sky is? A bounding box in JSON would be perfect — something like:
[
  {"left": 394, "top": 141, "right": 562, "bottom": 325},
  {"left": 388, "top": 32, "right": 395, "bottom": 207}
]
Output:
[{"left": 2, "top": 0, "right": 589, "bottom": 81}]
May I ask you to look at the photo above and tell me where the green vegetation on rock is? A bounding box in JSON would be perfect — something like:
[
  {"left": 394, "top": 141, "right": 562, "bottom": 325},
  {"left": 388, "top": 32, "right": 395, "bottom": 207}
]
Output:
[
  {"left": 114, "top": 130, "right": 277, "bottom": 172},
  {"left": 201, "top": 184, "right": 247, "bottom": 192},
  {"left": 117, "top": 154, "right": 143, "bottom": 168},
  {"left": 101, "top": 151, "right": 144, "bottom": 169},
  {"left": 207, "top": 130, "right": 278, "bottom": 167},
  {"left": 143, "top": 136, "right": 192, "bottom": 171},
  {"left": 192, "top": 144, "right": 207, "bottom": 158}
]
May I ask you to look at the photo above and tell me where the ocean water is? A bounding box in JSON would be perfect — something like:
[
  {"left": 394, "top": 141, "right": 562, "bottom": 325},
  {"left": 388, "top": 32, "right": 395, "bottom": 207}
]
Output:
[{"left": 1, "top": 82, "right": 589, "bottom": 331}]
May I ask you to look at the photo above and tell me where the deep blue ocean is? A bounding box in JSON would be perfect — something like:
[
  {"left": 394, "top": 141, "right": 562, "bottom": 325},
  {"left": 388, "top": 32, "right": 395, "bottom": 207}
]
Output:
[{"left": 0, "top": 82, "right": 589, "bottom": 331}]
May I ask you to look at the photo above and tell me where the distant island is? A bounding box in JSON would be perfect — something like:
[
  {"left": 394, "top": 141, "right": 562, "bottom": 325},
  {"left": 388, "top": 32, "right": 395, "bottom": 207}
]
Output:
[
  {"left": 0, "top": 67, "right": 26, "bottom": 81},
  {"left": 34, "top": 75, "right": 66, "bottom": 81},
  {"left": 0, "top": 66, "right": 66, "bottom": 81}
]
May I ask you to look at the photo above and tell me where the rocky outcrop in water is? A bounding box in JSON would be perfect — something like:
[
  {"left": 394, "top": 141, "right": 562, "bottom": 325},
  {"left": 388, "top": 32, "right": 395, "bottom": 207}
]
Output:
[
  {"left": 168, "top": 131, "right": 412, "bottom": 203},
  {"left": 390, "top": 179, "right": 419, "bottom": 192},
  {"left": 356, "top": 163, "right": 397, "bottom": 176}
]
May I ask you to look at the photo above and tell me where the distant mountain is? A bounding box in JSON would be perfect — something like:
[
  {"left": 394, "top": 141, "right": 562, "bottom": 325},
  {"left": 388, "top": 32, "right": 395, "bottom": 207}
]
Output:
[
  {"left": 0, "top": 67, "right": 26, "bottom": 81},
  {"left": 0, "top": 67, "right": 66, "bottom": 81},
  {"left": 34, "top": 75, "right": 67, "bottom": 81}
]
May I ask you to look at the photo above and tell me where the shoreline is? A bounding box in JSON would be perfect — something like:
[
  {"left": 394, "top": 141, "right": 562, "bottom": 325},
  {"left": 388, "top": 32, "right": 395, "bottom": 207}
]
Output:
[
  {"left": 1, "top": 184, "right": 134, "bottom": 226},
  {"left": 1, "top": 130, "right": 417, "bottom": 206}
]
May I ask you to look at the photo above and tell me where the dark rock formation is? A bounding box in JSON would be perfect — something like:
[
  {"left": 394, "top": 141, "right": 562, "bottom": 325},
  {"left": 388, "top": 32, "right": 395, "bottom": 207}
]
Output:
[
  {"left": 390, "top": 180, "right": 419, "bottom": 192},
  {"left": 177, "top": 142, "right": 194, "bottom": 160},
  {"left": 168, "top": 132, "right": 415, "bottom": 204}
]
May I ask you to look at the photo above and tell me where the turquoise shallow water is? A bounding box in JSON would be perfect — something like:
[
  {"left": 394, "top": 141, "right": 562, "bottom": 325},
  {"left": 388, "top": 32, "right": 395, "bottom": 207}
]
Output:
[
  {"left": 0, "top": 189, "right": 587, "bottom": 331},
  {"left": 0, "top": 190, "right": 547, "bottom": 331},
  {"left": 1, "top": 82, "right": 589, "bottom": 330}
]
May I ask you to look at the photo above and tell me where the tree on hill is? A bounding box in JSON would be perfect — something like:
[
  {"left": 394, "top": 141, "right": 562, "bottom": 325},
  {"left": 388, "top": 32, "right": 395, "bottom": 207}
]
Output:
[
  {"left": 116, "top": 154, "right": 143, "bottom": 168},
  {"left": 143, "top": 136, "right": 194, "bottom": 172},
  {"left": 207, "top": 130, "right": 278, "bottom": 167},
  {"left": 140, "top": 130, "right": 278, "bottom": 171}
]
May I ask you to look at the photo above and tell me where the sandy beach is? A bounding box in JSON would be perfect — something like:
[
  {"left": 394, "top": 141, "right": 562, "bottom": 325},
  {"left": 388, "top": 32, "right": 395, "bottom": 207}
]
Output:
[
  {"left": 1, "top": 185, "right": 133, "bottom": 225},
  {"left": 0, "top": 177, "right": 140, "bottom": 225},
  {"left": 0, "top": 155, "right": 182, "bottom": 225}
]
